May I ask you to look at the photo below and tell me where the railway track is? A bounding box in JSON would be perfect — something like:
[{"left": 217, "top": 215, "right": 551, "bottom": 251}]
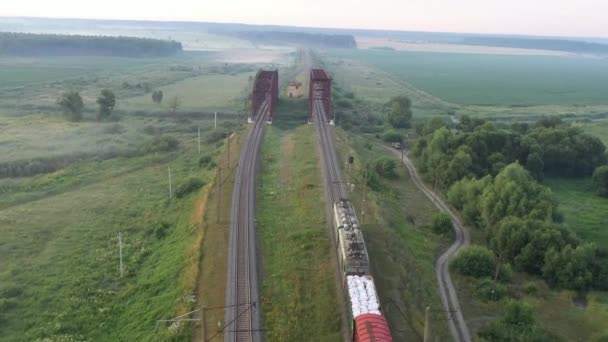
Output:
[{"left": 224, "top": 100, "right": 269, "bottom": 342}]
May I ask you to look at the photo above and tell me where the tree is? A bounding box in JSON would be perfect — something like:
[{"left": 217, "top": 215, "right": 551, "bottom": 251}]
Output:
[
  {"left": 96, "top": 89, "right": 116, "bottom": 121},
  {"left": 57, "top": 91, "right": 84, "bottom": 122},
  {"left": 431, "top": 212, "right": 453, "bottom": 235},
  {"left": 592, "top": 165, "right": 608, "bottom": 197},
  {"left": 384, "top": 96, "right": 412, "bottom": 128},
  {"left": 480, "top": 163, "right": 557, "bottom": 227},
  {"left": 152, "top": 90, "right": 164, "bottom": 104},
  {"left": 168, "top": 95, "right": 180, "bottom": 116},
  {"left": 452, "top": 245, "right": 496, "bottom": 278},
  {"left": 542, "top": 243, "right": 595, "bottom": 291},
  {"left": 478, "top": 301, "right": 554, "bottom": 342}
]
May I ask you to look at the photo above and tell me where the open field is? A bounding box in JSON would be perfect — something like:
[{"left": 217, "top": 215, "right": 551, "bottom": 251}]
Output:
[
  {"left": 356, "top": 37, "right": 573, "bottom": 56},
  {"left": 256, "top": 101, "right": 341, "bottom": 341},
  {"left": 546, "top": 178, "right": 608, "bottom": 247},
  {"left": 334, "top": 131, "right": 451, "bottom": 341},
  {"left": 0, "top": 45, "right": 267, "bottom": 341},
  {"left": 0, "top": 117, "right": 224, "bottom": 341},
  {"left": 325, "top": 49, "right": 608, "bottom": 107}
]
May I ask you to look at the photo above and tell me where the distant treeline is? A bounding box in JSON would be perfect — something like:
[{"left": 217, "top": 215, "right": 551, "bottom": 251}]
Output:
[
  {"left": 232, "top": 31, "right": 357, "bottom": 48},
  {"left": 0, "top": 32, "right": 182, "bottom": 57},
  {"left": 461, "top": 36, "right": 608, "bottom": 55}
]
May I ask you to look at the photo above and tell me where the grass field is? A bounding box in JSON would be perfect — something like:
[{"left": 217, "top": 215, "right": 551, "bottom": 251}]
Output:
[
  {"left": 0, "top": 118, "right": 224, "bottom": 341},
  {"left": 256, "top": 100, "right": 341, "bottom": 341},
  {"left": 327, "top": 49, "right": 608, "bottom": 106},
  {"left": 546, "top": 177, "right": 608, "bottom": 247}
]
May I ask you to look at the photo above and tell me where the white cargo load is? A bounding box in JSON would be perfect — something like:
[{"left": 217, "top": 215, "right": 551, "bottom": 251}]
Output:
[{"left": 347, "top": 275, "right": 381, "bottom": 319}]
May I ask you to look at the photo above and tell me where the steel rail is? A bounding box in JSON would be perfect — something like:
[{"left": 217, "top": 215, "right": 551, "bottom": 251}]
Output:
[{"left": 224, "top": 100, "right": 269, "bottom": 342}]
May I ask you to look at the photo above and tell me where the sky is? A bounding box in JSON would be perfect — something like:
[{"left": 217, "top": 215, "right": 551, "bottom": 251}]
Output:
[{"left": 1, "top": 0, "right": 608, "bottom": 38}]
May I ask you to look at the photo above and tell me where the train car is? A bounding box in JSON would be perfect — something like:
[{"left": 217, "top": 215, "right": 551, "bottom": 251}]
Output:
[
  {"left": 334, "top": 199, "right": 393, "bottom": 341},
  {"left": 333, "top": 199, "right": 370, "bottom": 275},
  {"left": 347, "top": 275, "right": 392, "bottom": 342}
]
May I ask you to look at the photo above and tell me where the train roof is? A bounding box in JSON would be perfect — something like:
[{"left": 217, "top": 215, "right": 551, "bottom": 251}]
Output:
[{"left": 354, "top": 313, "right": 393, "bottom": 342}]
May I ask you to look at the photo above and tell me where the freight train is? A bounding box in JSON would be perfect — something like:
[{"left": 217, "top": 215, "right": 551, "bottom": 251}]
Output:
[{"left": 333, "top": 199, "right": 393, "bottom": 342}]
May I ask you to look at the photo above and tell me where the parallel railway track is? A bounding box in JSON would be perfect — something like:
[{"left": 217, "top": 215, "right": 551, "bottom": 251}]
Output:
[{"left": 224, "top": 100, "right": 269, "bottom": 342}]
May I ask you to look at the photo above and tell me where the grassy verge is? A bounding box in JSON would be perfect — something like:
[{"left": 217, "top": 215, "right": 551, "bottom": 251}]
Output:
[
  {"left": 194, "top": 127, "right": 249, "bottom": 342},
  {"left": 256, "top": 102, "right": 341, "bottom": 341},
  {"left": 334, "top": 132, "right": 451, "bottom": 341}
]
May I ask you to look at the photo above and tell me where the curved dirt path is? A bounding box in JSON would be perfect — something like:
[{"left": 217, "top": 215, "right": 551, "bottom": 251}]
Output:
[{"left": 389, "top": 148, "right": 472, "bottom": 342}]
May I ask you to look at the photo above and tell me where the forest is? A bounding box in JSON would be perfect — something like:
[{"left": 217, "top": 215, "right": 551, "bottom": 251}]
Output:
[
  {"left": 413, "top": 116, "right": 608, "bottom": 292},
  {"left": 0, "top": 32, "right": 182, "bottom": 57},
  {"left": 460, "top": 36, "right": 608, "bottom": 55}
]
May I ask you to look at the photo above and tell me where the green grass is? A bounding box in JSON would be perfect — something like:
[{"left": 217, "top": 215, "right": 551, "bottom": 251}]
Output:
[
  {"left": 120, "top": 72, "right": 254, "bottom": 111},
  {"left": 256, "top": 104, "right": 341, "bottom": 341},
  {"left": 546, "top": 177, "right": 608, "bottom": 247},
  {"left": 327, "top": 49, "right": 608, "bottom": 106},
  {"left": 334, "top": 132, "right": 451, "bottom": 341},
  {"left": 0, "top": 124, "right": 220, "bottom": 341}
]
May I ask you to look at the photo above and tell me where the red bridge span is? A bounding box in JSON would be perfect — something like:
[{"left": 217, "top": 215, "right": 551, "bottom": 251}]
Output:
[{"left": 250, "top": 70, "right": 278, "bottom": 123}]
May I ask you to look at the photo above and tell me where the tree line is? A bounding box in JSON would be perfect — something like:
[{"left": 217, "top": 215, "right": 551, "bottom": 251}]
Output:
[
  {"left": 0, "top": 32, "right": 182, "bottom": 57},
  {"left": 413, "top": 116, "right": 608, "bottom": 292}
]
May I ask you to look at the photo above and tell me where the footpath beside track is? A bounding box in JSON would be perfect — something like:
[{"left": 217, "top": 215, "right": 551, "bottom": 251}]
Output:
[{"left": 389, "top": 148, "right": 472, "bottom": 342}]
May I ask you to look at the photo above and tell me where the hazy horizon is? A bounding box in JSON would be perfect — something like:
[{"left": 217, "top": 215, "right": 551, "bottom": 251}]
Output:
[{"left": 1, "top": 0, "right": 608, "bottom": 39}]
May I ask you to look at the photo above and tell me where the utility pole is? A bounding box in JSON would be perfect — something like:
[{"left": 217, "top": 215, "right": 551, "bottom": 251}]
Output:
[
  {"left": 226, "top": 135, "right": 231, "bottom": 169},
  {"left": 433, "top": 174, "right": 439, "bottom": 205},
  {"left": 201, "top": 306, "right": 207, "bottom": 342},
  {"left": 214, "top": 112, "right": 217, "bottom": 130},
  {"left": 361, "top": 165, "right": 368, "bottom": 225},
  {"left": 118, "top": 232, "right": 124, "bottom": 277},
  {"left": 198, "top": 126, "right": 201, "bottom": 155},
  {"left": 216, "top": 167, "right": 221, "bottom": 223},
  {"left": 168, "top": 166, "right": 173, "bottom": 199},
  {"left": 423, "top": 306, "right": 431, "bottom": 342}
]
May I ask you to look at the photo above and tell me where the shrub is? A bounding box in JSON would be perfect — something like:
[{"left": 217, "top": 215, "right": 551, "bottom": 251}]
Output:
[
  {"left": 140, "top": 135, "right": 179, "bottom": 154},
  {"left": 198, "top": 155, "right": 213, "bottom": 167},
  {"left": 476, "top": 278, "right": 507, "bottom": 302},
  {"left": 175, "top": 178, "right": 205, "bottom": 198},
  {"left": 593, "top": 165, "right": 608, "bottom": 197},
  {"left": 431, "top": 212, "right": 453, "bottom": 235},
  {"left": 372, "top": 158, "right": 398, "bottom": 179},
  {"left": 382, "top": 130, "right": 404, "bottom": 143},
  {"left": 206, "top": 129, "right": 230, "bottom": 144},
  {"left": 154, "top": 222, "right": 171, "bottom": 240},
  {"left": 453, "top": 245, "right": 496, "bottom": 278}
]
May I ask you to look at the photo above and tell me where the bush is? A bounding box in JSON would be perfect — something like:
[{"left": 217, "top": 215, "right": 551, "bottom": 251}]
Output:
[
  {"left": 198, "top": 155, "right": 213, "bottom": 167},
  {"left": 593, "top": 165, "right": 608, "bottom": 197},
  {"left": 140, "top": 135, "right": 179, "bottom": 154},
  {"left": 206, "top": 129, "right": 230, "bottom": 144},
  {"left": 382, "top": 130, "right": 404, "bottom": 143},
  {"left": 175, "top": 178, "right": 205, "bottom": 198},
  {"left": 431, "top": 212, "right": 453, "bottom": 235},
  {"left": 154, "top": 222, "right": 171, "bottom": 240},
  {"left": 372, "top": 158, "right": 398, "bottom": 179},
  {"left": 476, "top": 278, "right": 507, "bottom": 302},
  {"left": 453, "top": 245, "right": 496, "bottom": 278}
]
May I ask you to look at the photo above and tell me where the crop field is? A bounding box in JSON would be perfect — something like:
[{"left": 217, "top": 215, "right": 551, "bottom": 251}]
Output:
[
  {"left": 256, "top": 101, "right": 341, "bottom": 341},
  {"left": 327, "top": 49, "right": 608, "bottom": 106}
]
